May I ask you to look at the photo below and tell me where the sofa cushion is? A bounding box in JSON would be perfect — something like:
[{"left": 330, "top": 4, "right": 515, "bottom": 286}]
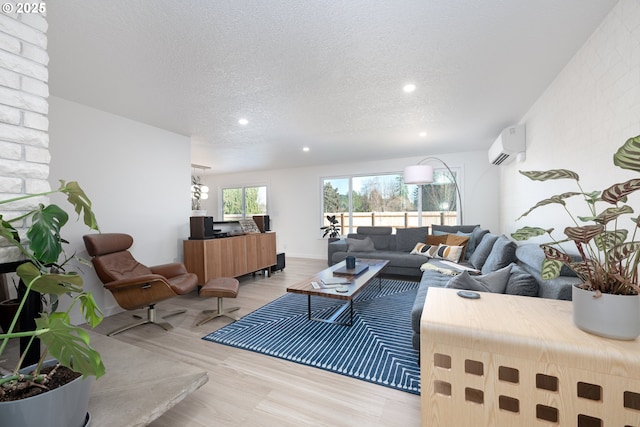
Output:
[
  {"left": 432, "top": 224, "right": 480, "bottom": 234},
  {"left": 445, "top": 234, "right": 470, "bottom": 260},
  {"left": 481, "top": 235, "right": 517, "bottom": 274},
  {"left": 454, "top": 227, "right": 490, "bottom": 259},
  {"left": 516, "top": 243, "right": 579, "bottom": 277},
  {"left": 506, "top": 264, "right": 539, "bottom": 296},
  {"left": 446, "top": 264, "right": 512, "bottom": 293},
  {"left": 346, "top": 237, "right": 375, "bottom": 252},
  {"left": 396, "top": 227, "right": 430, "bottom": 252},
  {"left": 354, "top": 227, "right": 393, "bottom": 250},
  {"left": 426, "top": 234, "right": 448, "bottom": 245},
  {"left": 469, "top": 233, "right": 499, "bottom": 270},
  {"left": 433, "top": 244, "right": 464, "bottom": 262},
  {"left": 410, "top": 242, "right": 439, "bottom": 257}
]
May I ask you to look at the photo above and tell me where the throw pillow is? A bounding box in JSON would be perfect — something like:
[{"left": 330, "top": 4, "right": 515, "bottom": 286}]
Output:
[
  {"left": 396, "top": 227, "right": 430, "bottom": 252},
  {"left": 445, "top": 234, "right": 470, "bottom": 261},
  {"left": 468, "top": 233, "right": 499, "bottom": 270},
  {"left": 481, "top": 235, "right": 517, "bottom": 275},
  {"left": 346, "top": 237, "right": 375, "bottom": 252},
  {"left": 426, "top": 234, "right": 448, "bottom": 245},
  {"left": 410, "top": 242, "right": 439, "bottom": 257},
  {"left": 433, "top": 244, "right": 464, "bottom": 262},
  {"left": 506, "top": 264, "right": 539, "bottom": 296},
  {"left": 446, "top": 264, "right": 513, "bottom": 294}
]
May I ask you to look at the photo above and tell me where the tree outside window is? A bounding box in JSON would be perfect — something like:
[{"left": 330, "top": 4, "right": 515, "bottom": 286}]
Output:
[
  {"left": 321, "top": 169, "right": 459, "bottom": 235},
  {"left": 223, "top": 186, "right": 267, "bottom": 220}
]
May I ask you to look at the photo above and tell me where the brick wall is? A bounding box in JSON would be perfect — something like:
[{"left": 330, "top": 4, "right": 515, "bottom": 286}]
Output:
[{"left": 0, "top": 6, "right": 49, "bottom": 263}]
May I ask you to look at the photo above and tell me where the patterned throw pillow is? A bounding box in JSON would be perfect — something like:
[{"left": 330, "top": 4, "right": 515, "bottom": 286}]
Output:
[
  {"left": 410, "top": 242, "right": 439, "bottom": 257},
  {"left": 432, "top": 244, "right": 464, "bottom": 262}
]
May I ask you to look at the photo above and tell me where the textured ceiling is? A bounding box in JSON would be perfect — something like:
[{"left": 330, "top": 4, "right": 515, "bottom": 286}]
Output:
[{"left": 47, "top": 0, "right": 618, "bottom": 175}]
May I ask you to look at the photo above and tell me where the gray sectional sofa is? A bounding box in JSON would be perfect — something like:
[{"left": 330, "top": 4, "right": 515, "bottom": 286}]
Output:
[
  {"left": 326, "top": 225, "right": 581, "bottom": 350},
  {"left": 328, "top": 226, "right": 432, "bottom": 277}
]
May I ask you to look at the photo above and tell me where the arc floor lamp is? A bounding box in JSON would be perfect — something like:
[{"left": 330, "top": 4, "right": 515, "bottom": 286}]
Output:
[{"left": 403, "top": 157, "right": 464, "bottom": 224}]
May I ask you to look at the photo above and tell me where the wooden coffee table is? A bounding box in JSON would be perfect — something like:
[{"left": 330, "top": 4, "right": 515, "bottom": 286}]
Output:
[{"left": 286, "top": 258, "right": 389, "bottom": 326}]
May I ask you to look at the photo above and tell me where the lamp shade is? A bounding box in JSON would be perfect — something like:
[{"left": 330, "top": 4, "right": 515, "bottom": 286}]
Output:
[{"left": 403, "top": 164, "right": 434, "bottom": 184}]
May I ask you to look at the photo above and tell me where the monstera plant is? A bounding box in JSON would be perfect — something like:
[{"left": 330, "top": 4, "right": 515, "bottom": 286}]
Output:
[
  {"left": 0, "top": 181, "right": 105, "bottom": 403},
  {"left": 512, "top": 134, "right": 640, "bottom": 297}
]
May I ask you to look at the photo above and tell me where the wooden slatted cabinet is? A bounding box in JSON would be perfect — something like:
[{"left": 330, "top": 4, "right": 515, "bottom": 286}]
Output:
[{"left": 183, "top": 232, "right": 276, "bottom": 284}]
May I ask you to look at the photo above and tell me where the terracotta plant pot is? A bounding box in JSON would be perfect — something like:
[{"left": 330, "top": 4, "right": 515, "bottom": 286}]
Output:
[{"left": 572, "top": 285, "right": 640, "bottom": 340}]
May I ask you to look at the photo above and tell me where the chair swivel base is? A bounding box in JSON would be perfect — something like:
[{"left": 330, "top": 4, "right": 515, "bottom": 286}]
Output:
[
  {"left": 107, "top": 305, "right": 186, "bottom": 336},
  {"left": 197, "top": 298, "right": 240, "bottom": 326}
]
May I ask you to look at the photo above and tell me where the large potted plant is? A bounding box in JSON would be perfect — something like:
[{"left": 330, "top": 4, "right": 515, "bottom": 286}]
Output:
[
  {"left": 0, "top": 181, "right": 104, "bottom": 426},
  {"left": 512, "top": 134, "right": 640, "bottom": 340}
]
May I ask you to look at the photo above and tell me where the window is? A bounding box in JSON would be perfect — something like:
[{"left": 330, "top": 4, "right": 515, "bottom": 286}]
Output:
[
  {"left": 321, "top": 170, "right": 459, "bottom": 235},
  {"left": 222, "top": 186, "right": 267, "bottom": 221}
]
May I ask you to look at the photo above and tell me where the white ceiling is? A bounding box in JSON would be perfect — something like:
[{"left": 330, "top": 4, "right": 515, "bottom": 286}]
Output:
[{"left": 47, "top": 0, "right": 618, "bottom": 175}]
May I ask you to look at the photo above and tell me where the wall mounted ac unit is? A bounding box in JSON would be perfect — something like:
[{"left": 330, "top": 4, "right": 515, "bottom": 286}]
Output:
[{"left": 488, "top": 124, "right": 526, "bottom": 165}]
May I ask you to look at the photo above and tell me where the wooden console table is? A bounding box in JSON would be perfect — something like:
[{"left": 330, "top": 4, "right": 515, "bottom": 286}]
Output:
[
  {"left": 183, "top": 232, "right": 276, "bottom": 283},
  {"left": 420, "top": 288, "right": 640, "bottom": 426}
]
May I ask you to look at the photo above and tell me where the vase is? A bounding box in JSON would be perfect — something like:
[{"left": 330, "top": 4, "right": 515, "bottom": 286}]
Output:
[
  {"left": 572, "top": 285, "right": 640, "bottom": 340},
  {"left": 0, "top": 359, "right": 92, "bottom": 427},
  {"left": 192, "top": 209, "right": 207, "bottom": 216}
]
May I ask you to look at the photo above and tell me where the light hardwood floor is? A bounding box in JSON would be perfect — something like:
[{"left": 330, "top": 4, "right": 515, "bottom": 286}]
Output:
[{"left": 98, "top": 257, "right": 420, "bottom": 427}]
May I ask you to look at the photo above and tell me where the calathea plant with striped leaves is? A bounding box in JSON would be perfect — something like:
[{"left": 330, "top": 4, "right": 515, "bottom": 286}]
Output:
[{"left": 511, "top": 135, "right": 640, "bottom": 296}]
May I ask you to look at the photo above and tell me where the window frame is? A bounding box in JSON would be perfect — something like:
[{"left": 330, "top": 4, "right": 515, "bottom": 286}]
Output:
[
  {"left": 221, "top": 184, "right": 268, "bottom": 221},
  {"left": 320, "top": 167, "right": 462, "bottom": 236}
]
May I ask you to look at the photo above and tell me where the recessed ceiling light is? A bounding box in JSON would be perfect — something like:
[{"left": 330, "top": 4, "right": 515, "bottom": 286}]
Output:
[
  {"left": 303, "top": 147, "right": 310, "bottom": 152},
  {"left": 403, "top": 84, "right": 416, "bottom": 93},
  {"left": 419, "top": 131, "right": 427, "bottom": 137},
  {"left": 238, "top": 118, "right": 249, "bottom": 125}
]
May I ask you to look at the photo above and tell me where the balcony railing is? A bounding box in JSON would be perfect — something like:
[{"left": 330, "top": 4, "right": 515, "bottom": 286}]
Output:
[{"left": 325, "top": 211, "right": 458, "bottom": 235}]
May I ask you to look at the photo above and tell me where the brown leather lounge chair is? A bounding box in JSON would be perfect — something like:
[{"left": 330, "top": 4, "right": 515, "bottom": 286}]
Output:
[{"left": 83, "top": 233, "right": 198, "bottom": 336}]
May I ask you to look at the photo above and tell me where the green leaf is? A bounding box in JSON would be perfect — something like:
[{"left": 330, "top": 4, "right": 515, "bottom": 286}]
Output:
[
  {"left": 59, "top": 181, "right": 100, "bottom": 232},
  {"left": 35, "top": 313, "right": 105, "bottom": 379},
  {"left": 613, "top": 135, "right": 640, "bottom": 172},
  {"left": 0, "top": 216, "right": 20, "bottom": 244},
  {"left": 519, "top": 169, "right": 580, "bottom": 181},
  {"left": 541, "top": 258, "right": 563, "bottom": 280},
  {"left": 564, "top": 225, "right": 605, "bottom": 243},
  {"left": 601, "top": 179, "right": 640, "bottom": 204},
  {"left": 26, "top": 204, "right": 68, "bottom": 264},
  {"left": 594, "top": 230, "right": 628, "bottom": 251},
  {"left": 609, "top": 242, "right": 640, "bottom": 264},
  {"left": 510, "top": 226, "right": 551, "bottom": 241},
  {"left": 78, "top": 293, "right": 103, "bottom": 328},
  {"left": 17, "top": 263, "right": 83, "bottom": 295},
  {"left": 517, "top": 192, "right": 581, "bottom": 219},
  {"left": 593, "top": 205, "right": 634, "bottom": 225}
]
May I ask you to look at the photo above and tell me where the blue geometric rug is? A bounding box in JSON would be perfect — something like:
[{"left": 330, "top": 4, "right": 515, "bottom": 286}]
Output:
[{"left": 202, "top": 279, "right": 420, "bottom": 395}]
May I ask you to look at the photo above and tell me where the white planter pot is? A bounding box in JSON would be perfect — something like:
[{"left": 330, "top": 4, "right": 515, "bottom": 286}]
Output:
[
  {"left": 192, "top": 209, "right": 207, "bottom": 216},
  {"left": 0, "top": 360, "right": 92, "bottom": 427},
  {"left": 572, "top": 285, "right": 640, "bottom": 340}
]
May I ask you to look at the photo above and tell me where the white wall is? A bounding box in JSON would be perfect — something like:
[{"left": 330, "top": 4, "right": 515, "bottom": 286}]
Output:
[
  {"left": 201, "top": 150, "right": 500, "bottom": 260},
  {"left": 48, "top": 96, "right": 192, "bottom": 319},
  {"left": 500, "top": 0, "right": 640, "bottom": 241}
]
